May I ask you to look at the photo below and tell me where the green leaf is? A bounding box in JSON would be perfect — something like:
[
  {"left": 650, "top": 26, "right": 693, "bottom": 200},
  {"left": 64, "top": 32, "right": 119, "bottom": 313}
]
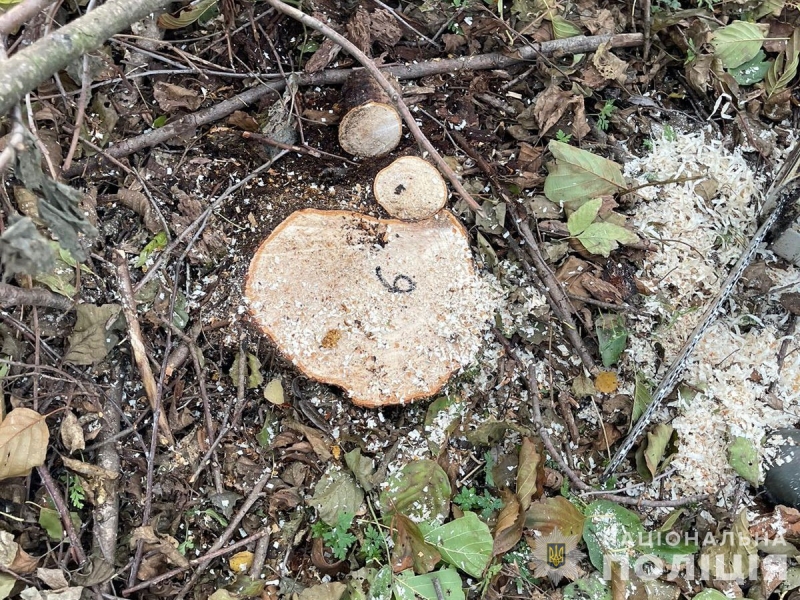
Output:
[
  {"left": 379, "top": 460, "right": 451, "bottom": 523},
  {"left": 344, "top": 448, "right": 376, "bottom": 493},
  {"left": 0, "top": 572, "right": 15, "bottom": 600},
  {"left": 729, "top": 50, "right": 770, "bottom": 85},
  {"left": 577, "top": 222, "right": 639, "bottom": 257},
  {"left": 563, "top": 575, "right": 611, "bottom": 600},
  {"left": 135, "top": 231, "right": 168, "bottom": 268},
  {"left": 567, "top": 198, "right": 602, "bottom": 236},
  {"left": 583, "top": 500, "right": 646, "bottom": 572},
  {"left": 422, "top": 512, "right": 493, "bottom": 577},
  {"left": 711, "top": 21, "right": 766, "bottom": 69},
  {"left": 728, "top": 436, "right": 760, "bottom": 486},
  {"left": 153, "top": 115, "right": 168, "bottom": 128},
  {"left": 424, "top": 396, "right": 464, "bottom": 456},
  {"left": 39, "top": 507, "right": 63, "bottom": 541},
  {"left": 595, "top": 314, "right": 628, "bottom": 367},
  {"left": 366, "top": 565, "right": 393, "bottom": 600},
  {"left": 544, "top": 141, "right": 626, "bottom": 204},
  {"left": 693, "top": 591, "right": 730, "bottom": 600},
  {"left": 635, "top": 424, "right": 674, "bottom": 482},
  {"left": 230, "top": 353, "right": 264, "bottom": 389},
  {"left": 765, "top": 27, "right": 799, "bottom": 98},
  {"left": 263, "top": 377, "right": 283, "bottom": 404},
  {"left": 550, "top": 15, "right": 581, "bottom": 39},
  {"left": 393, "top": 568, "right": 465, "bottom": 600},
  {"left": 309, "top": 468, "right": 364, "bottom": 527}
]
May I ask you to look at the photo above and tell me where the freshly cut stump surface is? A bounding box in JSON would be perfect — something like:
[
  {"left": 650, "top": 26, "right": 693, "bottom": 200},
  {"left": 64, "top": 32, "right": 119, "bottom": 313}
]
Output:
[
  {"left": 374, "top": 156, "right": 448, "bottom": 221},
  {"left": 244, "top": 209, "right": 493, "bottom": 407}
]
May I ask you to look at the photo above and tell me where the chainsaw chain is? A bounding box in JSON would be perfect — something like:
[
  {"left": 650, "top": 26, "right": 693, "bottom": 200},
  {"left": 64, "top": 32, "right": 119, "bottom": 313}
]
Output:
[{"left": 602, "top": 144, "right": 800, "bottom": 480}]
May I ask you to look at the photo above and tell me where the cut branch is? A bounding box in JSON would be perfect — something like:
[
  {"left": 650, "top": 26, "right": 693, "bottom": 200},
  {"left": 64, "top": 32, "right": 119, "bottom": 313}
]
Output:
[{"left": 64, "top": 32, "right": 642, "bottom": 177}]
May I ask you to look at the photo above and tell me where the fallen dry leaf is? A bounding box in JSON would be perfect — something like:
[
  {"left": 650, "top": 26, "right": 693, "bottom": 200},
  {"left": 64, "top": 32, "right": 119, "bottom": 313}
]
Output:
[{"left": 0, "top": 407, "right": 48, "bottom": 481}]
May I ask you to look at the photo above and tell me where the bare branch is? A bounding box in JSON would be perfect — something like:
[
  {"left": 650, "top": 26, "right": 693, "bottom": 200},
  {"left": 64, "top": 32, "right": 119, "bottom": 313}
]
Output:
[{"left": 0, "top": 0, "right": 175, "bottom": 116}]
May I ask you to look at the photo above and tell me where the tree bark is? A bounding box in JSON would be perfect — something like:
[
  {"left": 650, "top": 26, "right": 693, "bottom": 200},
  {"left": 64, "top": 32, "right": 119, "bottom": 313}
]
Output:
[{"left": 0, "top": 0, "right": 175, "bottom": 117}]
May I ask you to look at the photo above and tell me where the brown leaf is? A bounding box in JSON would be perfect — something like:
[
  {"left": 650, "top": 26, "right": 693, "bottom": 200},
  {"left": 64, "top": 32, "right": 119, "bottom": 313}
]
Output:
[
  {"left": 59, "top": 411, "right": 85, "bottom": 454},
  {"left": 579, "top": 9, "right": 615, "bottom": 35},
  {"left": 579, "top": 273, "right": 624, "bottom": 304},
  {"left": 9, "top": 546, "right": 38, "bottom": 574},
  {"left": 304, "top": 39, "right": 342, "bottom": 74},
  {"left": 780, "top": 293, "right": 800, "bottom": 316},
  {"left": 311, "top": 536, "right": 348, "bottom": 576},
  {"left": 346, "top": 7, "right": 371, "bottom": 56},
  {"left": 284, "top": 420, "right": 333, "bottom": 461},
  {"left": 595, "top": 371, "right": 619, "bottom": 394},
  {"left": 525, "top": 496, "right": 585, "bottom": 536},
  {"left": 592, "top": 43, "right": 629, "bottom": 84},
  {"left": 442, "top": 33, "right": 466, "bottom": 53},
  {"left": 516, "top": 438, "right": 544, "bottom": 511},
  {"left": 153, "top": 82, "right": 203, "bottom": 112},
  {"left": 61, "top": 456, "right": 118, "bottom": 481},
  {"left": 685, "top": 54, "right": 715, "bottom": 94},
  {"left": 492, "top": 489, "right": 524, "bottom": 556},
  {"left": 533, "top": 85, "right": 572, "bottom": 135},
  {"left": 0, "top": 407, "right": 48, "bottom": 480},
  {"left": 36, "top": 567, "right": 68, "bottom": 588},
  {"left": 391, "top": 514, "right": 440, "bottom": 574},
  {"left": 227, "top": 110, "right": 260, "bottom": 132}
]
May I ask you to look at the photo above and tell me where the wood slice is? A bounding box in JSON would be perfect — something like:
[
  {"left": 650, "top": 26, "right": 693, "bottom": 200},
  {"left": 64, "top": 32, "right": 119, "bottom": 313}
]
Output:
[{"left": 374, "top": 156, "right": 447, "bottom": 221}]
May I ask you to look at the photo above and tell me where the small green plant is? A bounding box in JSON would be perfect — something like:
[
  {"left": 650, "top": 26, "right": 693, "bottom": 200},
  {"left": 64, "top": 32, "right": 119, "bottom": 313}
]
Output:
[
  {"left": 642, "top": 138, "right": 654, "bottom": 151},
  {"left": 597, "top": 100, "right": 616, "bottom": 131},
  {"left": 361, "top": 524, "right": 386, "bottom": 563},
  {"left": 60, "top": 474, "right": 86, "bottom": 510},
  {"left": 178, "top": 536, "right": 195, "bottom": 555},
  {"left": 555, "top": 129, "right": 572, "bottom": 143},
  {"left": 453, "top": 487, "right": 503, "bottom": 519},
  {"left": 662, "top": 124, "right": 677, "bottom": 142},
  {"left": 685, "top": 38, "right": 697, "bottom": 65},
  {"left": 504, "top": 549, "right": 540, "bottom": 592},
  {"left": 311, "top": 512, "right": 358, "bottom": 560}
]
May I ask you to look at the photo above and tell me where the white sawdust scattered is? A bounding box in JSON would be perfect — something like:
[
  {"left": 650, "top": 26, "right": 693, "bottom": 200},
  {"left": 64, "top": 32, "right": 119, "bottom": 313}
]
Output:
[{"left": 620, "top": 128, "right": 800, "bottom": 501}]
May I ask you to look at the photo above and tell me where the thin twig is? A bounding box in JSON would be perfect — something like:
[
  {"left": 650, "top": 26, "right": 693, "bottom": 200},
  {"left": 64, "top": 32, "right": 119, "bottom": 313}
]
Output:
[
  {"left": 37, "top": 464, "right": 87, "bottom": 564},
  {"left": 121, "top": 529, "right": 269, "bottom": 596},
  {"left": 64, "top": 32, "right": 642, "bottom": 177},
  {"left": 493, "top": 330, "right": 708, "bottom": 508},
  {"left": 507, "top": 202, "right": 598, "bottom": 374},
  {"left": 62, "top": 0, "right": 97, "bottom": 173},
  {"left": 265, "top": 0, "right": 484, "bottom": 215},
  {"left": 113, "top": 252, "right": 174, "bottom": 446},
  {"left": 174, "top": 470, "right": 274, "bottom": 600},
  {"left": 133, "top": 150, "right": 288, "bottom": 294}
]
